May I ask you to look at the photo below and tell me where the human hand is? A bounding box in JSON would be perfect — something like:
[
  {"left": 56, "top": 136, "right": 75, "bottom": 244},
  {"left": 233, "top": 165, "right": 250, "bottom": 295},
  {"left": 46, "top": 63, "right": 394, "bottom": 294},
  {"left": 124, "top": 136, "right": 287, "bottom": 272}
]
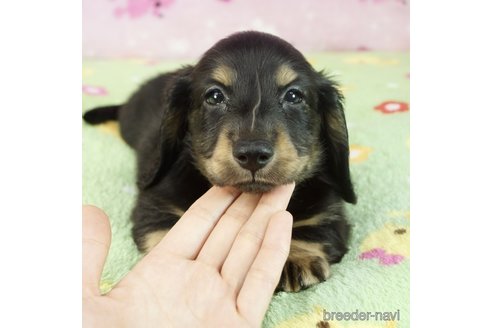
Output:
[{"left": 83, "top": 184, "right": 295, "bottom": 328}]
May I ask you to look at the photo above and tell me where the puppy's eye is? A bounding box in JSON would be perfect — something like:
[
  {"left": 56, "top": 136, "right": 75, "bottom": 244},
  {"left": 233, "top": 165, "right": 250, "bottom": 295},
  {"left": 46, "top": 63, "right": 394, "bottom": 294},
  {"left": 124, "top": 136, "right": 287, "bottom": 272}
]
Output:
[
  {"left": 284, "top": 89, "right": 303, "bottom": 104},
  {"left": 205, "top": 88, "right": 225, "bottom": 105}
]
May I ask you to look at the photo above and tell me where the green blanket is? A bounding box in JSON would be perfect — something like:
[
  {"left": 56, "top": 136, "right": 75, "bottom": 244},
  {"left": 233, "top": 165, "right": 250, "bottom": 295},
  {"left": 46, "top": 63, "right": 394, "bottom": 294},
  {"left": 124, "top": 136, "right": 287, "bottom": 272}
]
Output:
[{"left": 82, "top": 52, "right": 409, "bottom": 328}]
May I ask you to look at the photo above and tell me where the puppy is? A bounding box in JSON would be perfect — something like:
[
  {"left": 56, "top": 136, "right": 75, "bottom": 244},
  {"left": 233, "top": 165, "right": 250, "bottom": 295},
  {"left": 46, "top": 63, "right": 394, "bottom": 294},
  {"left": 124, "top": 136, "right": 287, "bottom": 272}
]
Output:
[{"left": 83, "top": 31, "right": 356, "bottom": 292}]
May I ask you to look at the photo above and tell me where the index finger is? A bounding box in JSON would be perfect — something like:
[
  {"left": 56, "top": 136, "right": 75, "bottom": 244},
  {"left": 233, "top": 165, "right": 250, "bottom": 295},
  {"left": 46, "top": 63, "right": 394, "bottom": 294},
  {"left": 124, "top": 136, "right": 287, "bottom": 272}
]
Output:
[
  {"left": 154, "top": 186, "right": 240, "bottom": 259},
  {"left": 220, "top": 183, "right": 295, "bottom": 294}
]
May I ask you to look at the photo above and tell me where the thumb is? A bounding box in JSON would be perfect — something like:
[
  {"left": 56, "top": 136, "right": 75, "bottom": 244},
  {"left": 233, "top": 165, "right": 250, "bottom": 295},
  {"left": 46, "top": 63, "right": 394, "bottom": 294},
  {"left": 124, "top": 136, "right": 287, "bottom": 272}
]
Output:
[{"left": 82, "top": 205, "right": 111, "bottom": 297}]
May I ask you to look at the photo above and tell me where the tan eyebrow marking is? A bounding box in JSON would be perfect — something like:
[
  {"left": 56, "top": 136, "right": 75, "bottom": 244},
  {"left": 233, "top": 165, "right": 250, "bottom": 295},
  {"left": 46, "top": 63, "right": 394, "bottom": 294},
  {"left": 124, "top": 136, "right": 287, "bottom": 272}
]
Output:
[
  {"left": 211, "top": 65, "right": 236, "bottom": 86},
  {"left": 276, "top": 64, "right": 298, "bottom": 86}
]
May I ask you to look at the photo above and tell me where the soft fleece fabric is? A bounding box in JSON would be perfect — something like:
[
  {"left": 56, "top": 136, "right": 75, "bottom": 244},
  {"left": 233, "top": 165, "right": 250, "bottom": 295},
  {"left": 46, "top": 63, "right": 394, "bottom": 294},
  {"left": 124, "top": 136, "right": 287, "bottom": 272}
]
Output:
[{"left": 82, "top": 52, "right": 409, "bottom": 328}]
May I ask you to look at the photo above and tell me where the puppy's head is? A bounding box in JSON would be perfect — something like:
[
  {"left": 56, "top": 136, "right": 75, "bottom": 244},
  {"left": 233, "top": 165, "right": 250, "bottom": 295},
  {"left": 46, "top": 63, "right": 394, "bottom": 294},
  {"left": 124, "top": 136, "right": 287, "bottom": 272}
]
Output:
[
  {"left": 147, "top": 31, "right": 355, "bottom": 203},
  {"left": 185, "top": 32, "right": 355, "bottom": 202}
]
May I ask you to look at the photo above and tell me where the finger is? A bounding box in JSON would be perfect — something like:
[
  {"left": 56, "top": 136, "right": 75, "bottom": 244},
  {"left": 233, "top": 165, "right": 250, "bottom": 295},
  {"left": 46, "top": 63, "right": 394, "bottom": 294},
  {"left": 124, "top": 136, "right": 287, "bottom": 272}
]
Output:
[
  {"left": 237, "top": 211, "right": 293, "bottom": 326},
  {"left": 196, "top": 192, "right": 261, "bottom": 269},
  {"left": 221, "top": 183, "right": 295, "bottom": 295},
  {"left": 82, "top": 205, "right": 111, "bottom": 297},
  {"left": 155, "top": 186, "right": 240, "bottom": 259}
]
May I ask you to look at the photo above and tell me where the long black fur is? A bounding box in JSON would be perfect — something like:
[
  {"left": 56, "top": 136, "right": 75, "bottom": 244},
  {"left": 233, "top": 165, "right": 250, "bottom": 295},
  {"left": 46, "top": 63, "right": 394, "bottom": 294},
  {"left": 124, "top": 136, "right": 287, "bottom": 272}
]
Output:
[{"left": 83, "top": 31, "right": 356, "bottom": 292}]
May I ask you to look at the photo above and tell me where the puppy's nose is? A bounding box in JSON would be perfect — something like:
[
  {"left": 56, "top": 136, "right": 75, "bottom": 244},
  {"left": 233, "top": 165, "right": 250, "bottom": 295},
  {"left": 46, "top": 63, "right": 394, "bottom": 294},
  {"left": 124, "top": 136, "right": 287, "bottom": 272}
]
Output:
[{"left": 233, "top": 140, "right": 274, "bottom": 172}]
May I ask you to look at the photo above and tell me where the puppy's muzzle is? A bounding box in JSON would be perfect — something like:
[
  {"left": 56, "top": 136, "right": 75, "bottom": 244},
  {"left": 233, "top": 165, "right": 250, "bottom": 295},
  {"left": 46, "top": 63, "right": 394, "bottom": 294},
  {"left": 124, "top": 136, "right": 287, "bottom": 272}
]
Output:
[{"left": 233, "top": 140, "right": 274, "bottom": 173}]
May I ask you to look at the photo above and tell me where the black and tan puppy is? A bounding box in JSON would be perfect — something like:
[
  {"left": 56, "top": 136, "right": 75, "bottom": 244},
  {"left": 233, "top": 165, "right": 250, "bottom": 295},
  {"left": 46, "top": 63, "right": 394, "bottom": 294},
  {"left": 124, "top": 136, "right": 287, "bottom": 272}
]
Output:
[{"left": 83, "top": 31, "right": 356, "bottom": 292}]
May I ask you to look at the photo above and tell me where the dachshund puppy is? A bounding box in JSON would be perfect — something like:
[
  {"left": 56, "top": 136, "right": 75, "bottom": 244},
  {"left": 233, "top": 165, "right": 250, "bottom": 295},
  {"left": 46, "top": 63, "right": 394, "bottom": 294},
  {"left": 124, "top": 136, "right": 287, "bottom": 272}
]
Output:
[{"left": 83, "top": 31, "right": 356, "bottom": 292}]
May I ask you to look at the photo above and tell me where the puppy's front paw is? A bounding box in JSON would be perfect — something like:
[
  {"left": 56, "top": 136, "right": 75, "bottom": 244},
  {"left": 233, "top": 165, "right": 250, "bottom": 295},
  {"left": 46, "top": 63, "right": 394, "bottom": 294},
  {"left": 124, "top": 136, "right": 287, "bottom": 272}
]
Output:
[{"left": 277, "top": 240, "right": 331, "bottom": 292}]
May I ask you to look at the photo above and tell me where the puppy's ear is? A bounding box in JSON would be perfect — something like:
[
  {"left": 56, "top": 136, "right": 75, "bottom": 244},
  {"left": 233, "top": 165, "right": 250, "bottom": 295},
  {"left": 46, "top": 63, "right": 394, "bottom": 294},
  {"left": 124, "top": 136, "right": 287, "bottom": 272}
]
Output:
[
  {"left": 316, "top": 73, "right": 357, "bottom": 204},
  {"left": 137, "top": 67, "right": 193, "bottom": 189}
]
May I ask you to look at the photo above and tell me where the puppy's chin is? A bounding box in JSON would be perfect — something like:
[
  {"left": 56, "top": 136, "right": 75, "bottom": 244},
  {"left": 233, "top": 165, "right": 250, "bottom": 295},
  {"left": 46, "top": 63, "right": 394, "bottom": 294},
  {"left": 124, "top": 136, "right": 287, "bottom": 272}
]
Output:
[
  {"left": 210, "top": 176, "right": 294, "bottom": 194},
  {"left": 233, "top": 181, "right": 276, "bottom": 194}
]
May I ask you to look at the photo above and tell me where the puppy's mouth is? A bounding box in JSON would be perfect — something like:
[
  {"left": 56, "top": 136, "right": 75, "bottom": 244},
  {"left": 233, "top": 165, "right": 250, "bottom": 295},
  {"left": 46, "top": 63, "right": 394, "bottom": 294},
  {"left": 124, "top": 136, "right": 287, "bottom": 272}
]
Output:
[
  {"left": 230, "top": 170, "right": 296, "bottom": 193},
  {"left": 201, "top": 155, "right": 303, "bottom": 193},
  {"left": 208, "top": 170, "right": 291, "bottom": 193}
]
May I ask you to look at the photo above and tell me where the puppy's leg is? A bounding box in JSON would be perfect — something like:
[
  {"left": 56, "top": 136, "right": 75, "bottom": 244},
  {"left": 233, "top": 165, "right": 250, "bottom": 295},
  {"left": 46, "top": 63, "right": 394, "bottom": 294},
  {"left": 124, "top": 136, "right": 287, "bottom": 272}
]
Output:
[
  {"left": 278, "top": 240, "right": 331, "bottom": 292},
  {"left": 140, "top": 229, "right": 170, "bottom": 253},
  {"left": 132, "top": 214, "right": 182, "bottom": 253},
  {"left": 131, "top": 195, "right": 185, "bottom": 253},
  {"left": 277, "top": 211, "right": 350, "bottom": 292}
]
